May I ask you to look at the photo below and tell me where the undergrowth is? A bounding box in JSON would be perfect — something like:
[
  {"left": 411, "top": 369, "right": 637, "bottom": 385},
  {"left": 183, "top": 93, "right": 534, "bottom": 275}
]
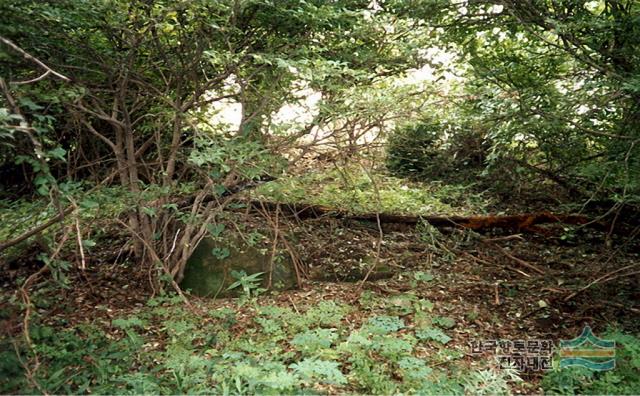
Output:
[
  {"left": 0, "top": 183, "right": 197, "bottom": 263},
  {"left": 3, "top": 282, "right": 639, "bottom": 394},
  {"left": 1, "top": 292, "right": 519, "bottom": 395}
]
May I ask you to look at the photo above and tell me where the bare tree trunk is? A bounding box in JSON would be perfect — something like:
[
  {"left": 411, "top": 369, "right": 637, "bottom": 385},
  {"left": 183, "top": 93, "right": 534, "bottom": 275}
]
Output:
[{"left": 164, "top": 109, "right": 183, "bottom": 184}]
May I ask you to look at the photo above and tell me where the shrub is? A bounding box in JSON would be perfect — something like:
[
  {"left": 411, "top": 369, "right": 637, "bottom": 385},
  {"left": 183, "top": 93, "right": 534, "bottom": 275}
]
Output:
[
  {"left": 385, "top": 120, "right": 489, "bottom": 182},
  {"left": 385, "top": 121, "right": 447, "bottom": 179}
]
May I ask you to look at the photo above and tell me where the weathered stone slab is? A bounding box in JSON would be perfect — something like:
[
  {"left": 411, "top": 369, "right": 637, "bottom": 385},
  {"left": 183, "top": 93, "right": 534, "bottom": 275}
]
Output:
[{"left": 180, "top": 237, "right": 297, "bottom": 297}]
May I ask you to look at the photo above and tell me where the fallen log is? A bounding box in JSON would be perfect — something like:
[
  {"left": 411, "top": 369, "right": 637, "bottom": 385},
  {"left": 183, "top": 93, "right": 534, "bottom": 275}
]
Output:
[{"left": 247, "top": 200, "right": 608, "bottom": 234}]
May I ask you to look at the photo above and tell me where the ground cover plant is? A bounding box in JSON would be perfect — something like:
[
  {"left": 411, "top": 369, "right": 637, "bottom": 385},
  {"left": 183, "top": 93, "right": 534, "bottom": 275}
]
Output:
[
  {"left": 2, "top": 286, "right": 524, "bottom": 394},
  {"left": 1, "top": 0, "right": 640, "bottom": 394}
]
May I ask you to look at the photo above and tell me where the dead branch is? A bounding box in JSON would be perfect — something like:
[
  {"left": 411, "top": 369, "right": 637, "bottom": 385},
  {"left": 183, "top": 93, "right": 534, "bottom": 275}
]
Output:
[
  {"left": 358, "top": 165, "right": 385, "bottom": 289},
  {"left": 0, "top": 168, "right": 125, "bottom": 254},
  {"left": 483, "top": 241, "right": 545, "bottom": 275},
  {"left": 462, "top": 251, "right": 531, "bottom": 278},
  {"left": 483, "top": 235, "right": 525, "bottom": 243},
  {"left": 0, "top": 36, "right": 71, "bottom": 82},
  {"left": 0, "top": 207, "right": 74, "bottom": 253},
  {"left": 253, "top": 201, "right": 306, "bottom": 287},
  {"left": 16, "top": 226, "right": 72, "bottom": 395},
  {"left": 564, "top": 263, "right": 640, "bottom": 302},
  {"left": 115, "top": 219, "right": 196, "bottom": 311},
  {"left": 247, "top": 200, "right": 606, "bottom": 234}
]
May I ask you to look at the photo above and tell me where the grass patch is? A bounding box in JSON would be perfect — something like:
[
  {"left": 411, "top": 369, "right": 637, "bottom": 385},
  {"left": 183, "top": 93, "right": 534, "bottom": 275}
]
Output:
[{"left": 254, "top": 167, "right": 492, "bottom": 216}]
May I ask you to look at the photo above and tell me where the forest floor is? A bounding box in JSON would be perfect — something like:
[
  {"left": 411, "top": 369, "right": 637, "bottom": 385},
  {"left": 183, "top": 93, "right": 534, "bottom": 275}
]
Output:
[{"left": 1, "top": 166, "right": 639, "bottom": 394}]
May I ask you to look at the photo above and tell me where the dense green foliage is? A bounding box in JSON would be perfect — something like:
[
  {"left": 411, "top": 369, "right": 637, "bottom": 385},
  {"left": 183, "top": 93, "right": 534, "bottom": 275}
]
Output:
[
  {"left": 386, "top": 1, "right": 640, "bottom": 203},
  {"left": 255, "top": 166, "right": 490, "bottom": 215},
  {"left": 386, "top": 120, "right": 488, "bottom": 182},
  {"left": 2, "top": 1, "right": 640, "bottom": 394},
  {"left": 0, "top": 0, "right": 435, "bottom": 280},
  {"left": 4, "top": 0, "right": 638, "bottom": 272}
]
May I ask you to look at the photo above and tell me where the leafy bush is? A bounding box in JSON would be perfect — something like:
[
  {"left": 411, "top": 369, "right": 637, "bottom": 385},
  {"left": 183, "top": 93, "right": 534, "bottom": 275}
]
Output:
[
  {"left": 398, "top": 356, "right": 432, "bottom": 382},
  {"left": 386, "top": 121, "right": 445, "bottom": 178},
  {"left": 304, "top": 300, "right": 351, "bottom": 327},
  {"left": 371, "top": 335, "right": 415, "bottom": 360},
  {"left": 386, "top": 120, "right": 489, "bottom": 182},
  {"left": 255, "top": 166, "right": 481, "bottom": 215},
  {"left": 463, "top": 367, "right": 522, "bottom": 396},
  {"left": 416, "top": 327, "right": 452, "bottom": 345}
]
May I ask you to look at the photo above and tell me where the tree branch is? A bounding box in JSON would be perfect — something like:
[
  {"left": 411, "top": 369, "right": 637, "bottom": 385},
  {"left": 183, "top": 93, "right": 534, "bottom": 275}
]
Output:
[{"left": 0, "top": 36, "right": 71, "bottom": 82}]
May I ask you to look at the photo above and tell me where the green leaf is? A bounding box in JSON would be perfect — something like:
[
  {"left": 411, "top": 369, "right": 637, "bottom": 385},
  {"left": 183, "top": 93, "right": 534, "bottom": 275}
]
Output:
[
  {"left": 34, "top": 174, "right": 49, "bottom": 186},
  {"left": 82, "top": 239, "right": 96, "bottom": 248},
  {"left": 47, "top": 147, "right": 67, "bottom": 161},
  {"left": 398, "top": 357, "right": 433, "bottom": 381},
  {"left": 211, "top": 247, "right": 230, "bottom": 260},
  {"left": 80, "top": 199, "right": 99, "bottom": 209},
  {"left": 415, "top": 327, "right": 451, "bottom": 344},
  {"left": 241, "top": 272, "right": 264, "bottom": 282},
  {"left": 291, "top": 329, "right": 338, "bottom": 354},
  {"left": 112, "top": 317, "right": 145, "bottom": 330},
  {"left": 289, "top": 358, "right": 346, "bottom": 385},
  {"left": 206, "top": 223, "right": 225, "bottom": 237},
  {"left": 433, "top": 316, "right": 456, "bottom": 329},
  {"left": 213, "top": 184, "right": 226, "bottom": 196},
  {"left": 142, "top": 207, "right": 157, "bottom": 217},
  {"left": 365, "top": 316, "right": 405, "bottom": 335},
  {"left": 18, "top": 97, "right": 44, "bottom": 111},
  {"left": 36, "top": 185, "right": 49, "bottom": 196},
  {"left": 162, "top": 203, "right": 178, "bottom": 211},
  {"left": 414, "top": 271, "right": 434, "bottom": 282}
]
